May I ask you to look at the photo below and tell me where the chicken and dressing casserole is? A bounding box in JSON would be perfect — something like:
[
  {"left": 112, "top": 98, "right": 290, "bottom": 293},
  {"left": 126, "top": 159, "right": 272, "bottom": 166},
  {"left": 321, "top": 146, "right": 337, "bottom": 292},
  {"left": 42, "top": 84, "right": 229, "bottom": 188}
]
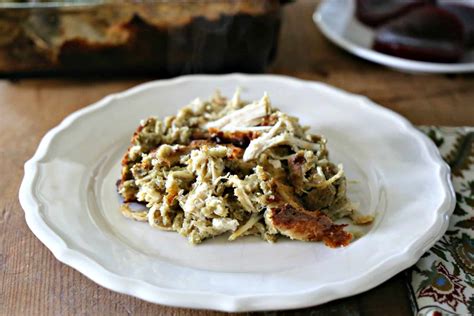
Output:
[{"left": 117, "top": 90, "right": 373, "bottom": 247}]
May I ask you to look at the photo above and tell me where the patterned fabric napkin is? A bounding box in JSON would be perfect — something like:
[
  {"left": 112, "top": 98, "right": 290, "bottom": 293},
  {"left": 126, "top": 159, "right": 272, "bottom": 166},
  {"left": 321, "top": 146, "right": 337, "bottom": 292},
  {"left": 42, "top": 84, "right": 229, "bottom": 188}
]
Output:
[{"left": 408, "top": 127, "right": 473, "bottom": 316}]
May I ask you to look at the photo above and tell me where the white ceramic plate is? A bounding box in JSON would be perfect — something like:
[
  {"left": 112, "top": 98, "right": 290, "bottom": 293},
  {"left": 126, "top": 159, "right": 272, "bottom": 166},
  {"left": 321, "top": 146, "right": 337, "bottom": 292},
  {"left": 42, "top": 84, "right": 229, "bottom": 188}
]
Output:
[
  {"left": 314, "top": 0, "right": 474, "bottom": 73},
  {"left": 19, "top": 74, "right": 455, "bottom": 312}
]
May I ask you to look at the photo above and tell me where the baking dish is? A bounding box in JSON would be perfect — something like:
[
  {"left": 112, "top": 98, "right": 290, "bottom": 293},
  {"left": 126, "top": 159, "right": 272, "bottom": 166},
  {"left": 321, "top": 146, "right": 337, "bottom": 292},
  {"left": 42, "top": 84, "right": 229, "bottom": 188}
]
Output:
[{"left": 0, "top": 0, "right": 286, "bottom": 76}]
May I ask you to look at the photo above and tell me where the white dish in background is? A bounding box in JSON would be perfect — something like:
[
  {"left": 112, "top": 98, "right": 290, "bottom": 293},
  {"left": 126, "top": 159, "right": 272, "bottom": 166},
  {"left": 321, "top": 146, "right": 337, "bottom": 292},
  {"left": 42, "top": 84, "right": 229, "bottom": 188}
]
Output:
[
  {"left": 314, "top": 0, "right": 474, "bottom": 73},
  {"left": 19, "top": 74, "right": 455, "bottom": 311}
]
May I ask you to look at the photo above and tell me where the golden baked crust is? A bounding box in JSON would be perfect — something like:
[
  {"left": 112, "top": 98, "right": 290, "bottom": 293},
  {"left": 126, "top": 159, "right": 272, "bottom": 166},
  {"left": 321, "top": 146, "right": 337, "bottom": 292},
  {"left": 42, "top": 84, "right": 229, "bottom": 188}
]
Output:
[{"left": 268, "top": 204, "right": 352, "bottom": 247}]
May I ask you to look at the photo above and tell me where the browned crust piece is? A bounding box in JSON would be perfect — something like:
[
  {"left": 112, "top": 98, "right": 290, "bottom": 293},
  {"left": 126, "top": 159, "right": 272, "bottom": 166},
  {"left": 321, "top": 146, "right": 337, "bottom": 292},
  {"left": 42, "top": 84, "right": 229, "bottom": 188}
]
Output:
[
  {"left": 268, "top": 179, "right": 352, "bottom": 247},
  {"left": 268, "top": 204, "right": 352, "bottom": 247}
]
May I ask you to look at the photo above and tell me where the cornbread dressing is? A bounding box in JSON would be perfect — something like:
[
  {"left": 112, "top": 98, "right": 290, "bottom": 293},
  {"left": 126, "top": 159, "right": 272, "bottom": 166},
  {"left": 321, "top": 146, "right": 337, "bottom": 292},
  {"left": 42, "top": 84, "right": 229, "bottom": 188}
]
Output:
[{"left": 118, "top": 90, "right": 373, "bottom": 246}]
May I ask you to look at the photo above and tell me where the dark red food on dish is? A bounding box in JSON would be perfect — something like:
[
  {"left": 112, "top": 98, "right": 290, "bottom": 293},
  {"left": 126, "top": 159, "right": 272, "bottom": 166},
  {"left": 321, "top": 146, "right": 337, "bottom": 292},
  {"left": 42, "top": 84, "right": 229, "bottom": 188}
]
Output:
[
  {"left": 373, "top": 6, "right": 465, "bottom": 63},
  {"left": 356, "top": 0, "right": 429, "bottom": 27},
  {"left": 440, "top": 4, "right": 474, "bottom": 47}
]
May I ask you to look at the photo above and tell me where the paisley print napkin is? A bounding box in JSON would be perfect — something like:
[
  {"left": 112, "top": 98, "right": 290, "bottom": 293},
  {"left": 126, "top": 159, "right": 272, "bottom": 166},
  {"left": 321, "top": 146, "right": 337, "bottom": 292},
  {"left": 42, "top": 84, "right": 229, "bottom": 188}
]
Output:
[{"left": 408, "top": 127, "right": 473, "bottom": 316}]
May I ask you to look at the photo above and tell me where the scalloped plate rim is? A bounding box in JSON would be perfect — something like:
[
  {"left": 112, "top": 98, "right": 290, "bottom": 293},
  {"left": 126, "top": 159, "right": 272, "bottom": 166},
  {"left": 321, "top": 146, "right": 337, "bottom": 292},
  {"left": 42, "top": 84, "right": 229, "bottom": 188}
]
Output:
[{"left": 19, "top": 74, "right": 455, "bottom": 311}]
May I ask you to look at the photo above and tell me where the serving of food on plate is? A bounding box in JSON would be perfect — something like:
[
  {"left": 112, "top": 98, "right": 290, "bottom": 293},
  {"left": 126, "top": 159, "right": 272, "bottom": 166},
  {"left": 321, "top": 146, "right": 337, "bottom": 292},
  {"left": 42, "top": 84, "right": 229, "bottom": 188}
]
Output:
[
  {"left": 118, "top": 90, "right": 373, "bottom": 246},
  {"left": 314, "top": 0, "right": 474, "bottom": 73},
  {"left": 19, "top": 75, "right": 455, "bottom": 311}
]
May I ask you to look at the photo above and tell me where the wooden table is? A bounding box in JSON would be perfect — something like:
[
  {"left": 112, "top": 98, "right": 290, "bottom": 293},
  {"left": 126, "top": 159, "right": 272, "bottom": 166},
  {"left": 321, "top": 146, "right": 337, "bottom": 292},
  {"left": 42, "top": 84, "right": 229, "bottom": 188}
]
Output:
[{"left": 1, "top": 1, "right": 473, "bottom": 315}]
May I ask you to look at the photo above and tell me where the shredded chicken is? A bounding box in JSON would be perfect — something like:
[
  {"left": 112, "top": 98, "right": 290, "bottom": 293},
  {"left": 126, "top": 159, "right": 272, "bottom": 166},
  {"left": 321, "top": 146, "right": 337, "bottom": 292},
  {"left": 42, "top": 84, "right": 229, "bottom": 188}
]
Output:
[{"left": 118, "top": 90, "right": 374, "bottom": 245}]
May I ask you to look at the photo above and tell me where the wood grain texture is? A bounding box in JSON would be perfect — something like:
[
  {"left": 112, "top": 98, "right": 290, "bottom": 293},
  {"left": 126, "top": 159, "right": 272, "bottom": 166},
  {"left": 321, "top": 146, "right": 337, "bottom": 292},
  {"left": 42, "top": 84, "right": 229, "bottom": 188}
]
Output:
[{"left": 1, "top": 0, "right": 473, "bottom": 315}]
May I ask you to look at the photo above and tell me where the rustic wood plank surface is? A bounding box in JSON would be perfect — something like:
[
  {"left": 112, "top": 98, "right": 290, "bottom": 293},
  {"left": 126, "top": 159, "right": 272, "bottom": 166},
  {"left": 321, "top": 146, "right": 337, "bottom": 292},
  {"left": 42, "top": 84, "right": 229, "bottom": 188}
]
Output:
[{"left": 1, "top": 1, "right": 473, "bottom": 315}]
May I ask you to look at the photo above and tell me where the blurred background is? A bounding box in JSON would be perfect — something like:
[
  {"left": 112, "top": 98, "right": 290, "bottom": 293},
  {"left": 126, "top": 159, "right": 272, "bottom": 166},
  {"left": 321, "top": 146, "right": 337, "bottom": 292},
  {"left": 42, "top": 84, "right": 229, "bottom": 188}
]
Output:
[
  {"left": 0, "top": 0, "right": 472, "bottom": 125},
  {"left": 0, "top": 0, "right": 287, "bottom": 75}
]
